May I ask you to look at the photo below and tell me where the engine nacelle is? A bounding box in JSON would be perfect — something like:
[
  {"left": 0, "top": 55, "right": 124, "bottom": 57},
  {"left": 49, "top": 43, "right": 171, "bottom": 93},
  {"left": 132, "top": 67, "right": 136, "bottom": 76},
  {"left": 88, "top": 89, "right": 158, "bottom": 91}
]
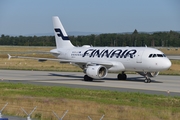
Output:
[
  {"left": 137, "top": 72, "right": 159, "bottom": 78},
  {"left": 86, "top": 65, "right": 107, "bottom": 79}
]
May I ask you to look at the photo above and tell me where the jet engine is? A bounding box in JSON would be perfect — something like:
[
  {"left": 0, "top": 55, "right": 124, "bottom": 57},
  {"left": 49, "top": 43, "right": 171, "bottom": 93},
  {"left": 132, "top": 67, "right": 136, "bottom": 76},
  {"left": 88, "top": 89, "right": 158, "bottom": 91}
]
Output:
[
  {"left": 137, "top": 72, "right": 159, "bottom": 77},
  {"left": 86, "top": 65, "right": 107, "bottom": 79}
]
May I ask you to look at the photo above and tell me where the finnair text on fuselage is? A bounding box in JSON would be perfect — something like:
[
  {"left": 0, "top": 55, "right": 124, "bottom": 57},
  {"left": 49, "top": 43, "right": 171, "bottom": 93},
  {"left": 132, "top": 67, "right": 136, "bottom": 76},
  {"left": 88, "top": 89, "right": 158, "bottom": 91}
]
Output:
[{"left": 71, "top": 49, "right": 137, "bottom": 58}]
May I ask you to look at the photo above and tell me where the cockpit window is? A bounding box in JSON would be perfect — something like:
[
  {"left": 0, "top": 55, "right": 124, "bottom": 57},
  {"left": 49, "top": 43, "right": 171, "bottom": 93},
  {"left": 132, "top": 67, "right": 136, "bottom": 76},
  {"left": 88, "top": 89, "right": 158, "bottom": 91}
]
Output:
[
  {"left": 157, "top": 54, "right": 163, "bottom": 57},
  {"left": 149, "top": 54, "right": 167, "bottom": 58},
  {"left": 153, "top": 54, "right": 157, "bottom": 57},
  {"left": 149, "top": 54, "right": 153, "bottom": 58}
]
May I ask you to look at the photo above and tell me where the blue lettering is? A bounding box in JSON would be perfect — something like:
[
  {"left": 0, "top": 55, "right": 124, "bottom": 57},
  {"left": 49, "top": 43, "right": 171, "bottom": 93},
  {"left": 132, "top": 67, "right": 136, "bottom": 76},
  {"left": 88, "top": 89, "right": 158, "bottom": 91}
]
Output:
[
  {"left": 93, "top": 49, "right": 105, "bottom": 57},
  {"left": 124, "top": 50, "right": 137, "bottom": 58},
  {"left": 101, "top": 49, "right": 114, "bottom": 58},
  {"left": 82, "top": 49, "right": 94, "bottom": 57},
  {"left": 89, "top": 49, "right": 97, "bottom": 57},
  {"left": 110, "top": 49, "right": 122, "bottom": 58},
  {"left": 120, "top": 49, "right": 128, "bottom": 58},
  {"left": 82, "top": 49, "right": 137, "bottom": 59}
]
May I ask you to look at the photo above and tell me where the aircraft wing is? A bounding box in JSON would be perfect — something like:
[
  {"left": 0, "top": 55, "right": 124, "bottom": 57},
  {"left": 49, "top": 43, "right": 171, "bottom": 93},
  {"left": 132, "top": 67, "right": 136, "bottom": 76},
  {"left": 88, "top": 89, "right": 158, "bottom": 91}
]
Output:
[
  {"left": 7, "top": 54, "right": 60, "bottom": 62},
  {"left": 7, "top": 54, "right": 113, "bottom": 68}
]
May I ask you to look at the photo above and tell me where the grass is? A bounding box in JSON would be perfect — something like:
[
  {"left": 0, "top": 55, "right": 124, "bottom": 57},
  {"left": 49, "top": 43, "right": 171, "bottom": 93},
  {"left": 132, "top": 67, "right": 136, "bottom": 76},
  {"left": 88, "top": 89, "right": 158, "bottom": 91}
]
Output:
[
  {"left": 159, "top": 48, "right": 180, "bottom": 55},
  {"left": 0, "top": 59, "right": 82, "bottom": 72},
  {"left": 161, "top": 60, "right": 180, "bottom": 75},
  {"left": 0, "top": 82, "right": 180, "bottom": 120}
]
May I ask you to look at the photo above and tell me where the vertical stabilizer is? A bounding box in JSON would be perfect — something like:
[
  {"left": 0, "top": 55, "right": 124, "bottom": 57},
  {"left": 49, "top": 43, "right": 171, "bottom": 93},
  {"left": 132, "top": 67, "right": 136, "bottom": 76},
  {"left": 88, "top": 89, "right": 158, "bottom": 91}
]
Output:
[{"left": 52, "top": 16, "right": 74, "bottom": 48}]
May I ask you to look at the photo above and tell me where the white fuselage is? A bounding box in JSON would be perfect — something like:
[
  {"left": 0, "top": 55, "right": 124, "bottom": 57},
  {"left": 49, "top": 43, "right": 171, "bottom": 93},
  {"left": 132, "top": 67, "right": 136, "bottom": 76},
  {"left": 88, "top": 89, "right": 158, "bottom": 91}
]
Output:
[{"left": 51, "top": 46, "right": 171, "bottom": 73}]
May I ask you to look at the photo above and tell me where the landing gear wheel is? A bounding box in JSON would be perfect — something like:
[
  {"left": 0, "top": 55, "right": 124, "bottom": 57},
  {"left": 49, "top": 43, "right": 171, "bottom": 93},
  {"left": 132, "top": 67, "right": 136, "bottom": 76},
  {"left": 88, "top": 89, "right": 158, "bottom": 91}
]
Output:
[
  {"left": 84, "top": 75, "right": 93, "bottom": 81},
  {"left": 145, "top": 78, "right": 151, "bottom": 83},
  {"left": 117, "top": 73, "right": 127, "bottom": 80},
  {"left": 122, "top": 74, "right": 127, "bottom": 80},
  {"left": 117, "top": 74, "right": 122, "bottom": 80}
]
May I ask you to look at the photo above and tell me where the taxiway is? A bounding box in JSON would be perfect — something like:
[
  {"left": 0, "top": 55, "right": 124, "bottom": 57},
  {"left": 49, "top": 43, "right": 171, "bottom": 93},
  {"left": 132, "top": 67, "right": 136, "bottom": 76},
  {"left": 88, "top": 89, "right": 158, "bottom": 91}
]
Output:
[{"left": 0, "top": 70, "right": 180, "bottom": 96}]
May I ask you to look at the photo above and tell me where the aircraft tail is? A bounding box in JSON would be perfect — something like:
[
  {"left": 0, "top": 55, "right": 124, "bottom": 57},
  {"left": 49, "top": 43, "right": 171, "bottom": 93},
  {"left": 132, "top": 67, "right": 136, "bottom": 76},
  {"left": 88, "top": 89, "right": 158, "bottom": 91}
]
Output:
[{"left": 52, "top": 16, "right": 74, "bottom": 48}]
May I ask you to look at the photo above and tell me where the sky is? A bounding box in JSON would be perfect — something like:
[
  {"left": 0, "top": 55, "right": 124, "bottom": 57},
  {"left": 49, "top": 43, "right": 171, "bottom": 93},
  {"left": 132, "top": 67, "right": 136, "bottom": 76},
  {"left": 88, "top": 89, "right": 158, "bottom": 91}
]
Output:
[{"left": 0, "top": 0, "right": 180, "bottom": 36}]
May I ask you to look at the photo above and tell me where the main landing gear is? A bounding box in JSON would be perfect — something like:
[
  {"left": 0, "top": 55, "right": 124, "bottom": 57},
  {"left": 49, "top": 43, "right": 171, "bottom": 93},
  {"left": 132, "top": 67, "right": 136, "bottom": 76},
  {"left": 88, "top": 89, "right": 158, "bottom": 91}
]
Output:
[
  {"left": 117, "top": 72, "right": 127, "bottom": 80},
  {"left": 144, "top": 77, "right": 151, "bottom": 83},
  {"left": 84, "top": 75, "right": 93, "bottom": 81}
]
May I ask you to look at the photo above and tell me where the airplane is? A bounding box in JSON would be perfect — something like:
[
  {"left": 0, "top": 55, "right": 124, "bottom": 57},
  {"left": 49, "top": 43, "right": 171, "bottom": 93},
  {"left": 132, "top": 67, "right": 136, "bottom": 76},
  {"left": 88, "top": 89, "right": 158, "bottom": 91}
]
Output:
[{"left": 8, "top": 16, "right": 172, "bottom": 83}]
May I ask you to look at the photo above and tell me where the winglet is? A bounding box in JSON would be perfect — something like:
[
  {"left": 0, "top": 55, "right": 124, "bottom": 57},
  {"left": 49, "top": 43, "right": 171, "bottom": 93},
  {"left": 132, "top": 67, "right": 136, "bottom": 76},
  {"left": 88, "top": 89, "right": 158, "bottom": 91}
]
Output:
[{"left": 7, "top": 54, "right": 11, "bottom": 60}]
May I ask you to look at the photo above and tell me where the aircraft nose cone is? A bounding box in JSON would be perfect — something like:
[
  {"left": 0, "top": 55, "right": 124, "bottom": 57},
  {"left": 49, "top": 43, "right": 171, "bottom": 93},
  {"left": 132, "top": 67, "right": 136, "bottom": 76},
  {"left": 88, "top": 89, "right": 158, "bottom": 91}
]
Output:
[{"left": 164, "top": 59, "right": 172, "bottom": 70}]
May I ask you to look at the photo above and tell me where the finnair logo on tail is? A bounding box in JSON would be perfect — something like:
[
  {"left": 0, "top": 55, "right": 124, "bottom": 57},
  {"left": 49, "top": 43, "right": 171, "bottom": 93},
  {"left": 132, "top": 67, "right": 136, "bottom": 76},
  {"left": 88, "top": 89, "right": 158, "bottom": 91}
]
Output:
[{"left": 54, "top": 28, "right": 69, "bottom": 40}]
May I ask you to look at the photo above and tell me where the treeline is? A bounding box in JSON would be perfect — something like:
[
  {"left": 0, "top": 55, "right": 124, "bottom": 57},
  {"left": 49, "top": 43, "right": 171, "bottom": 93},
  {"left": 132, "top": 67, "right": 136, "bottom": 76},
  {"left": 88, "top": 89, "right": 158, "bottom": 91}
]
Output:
[{"left": 0, "top": 30, "right": 180, "bottom": 47}]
